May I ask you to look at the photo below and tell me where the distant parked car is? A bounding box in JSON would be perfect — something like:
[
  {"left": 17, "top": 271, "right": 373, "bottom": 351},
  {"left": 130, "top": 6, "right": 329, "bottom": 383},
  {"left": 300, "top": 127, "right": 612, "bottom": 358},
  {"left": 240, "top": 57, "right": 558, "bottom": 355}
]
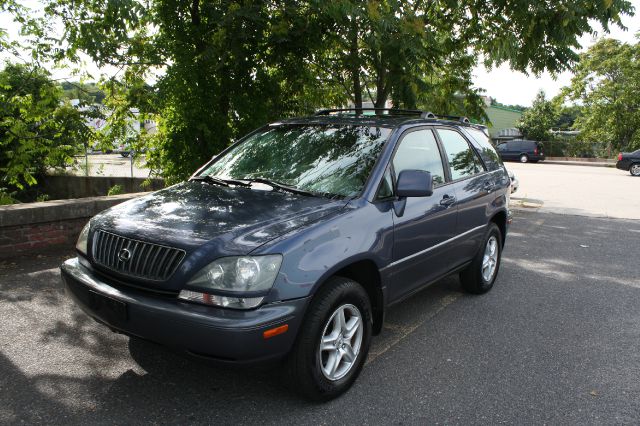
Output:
[
  {"left": 507, "top": 170, "right": 519, "bottom": 193},
  {"left": 616, "top": 150, "right": 640, "bottom": 176},
  {"left": 497, "top": 139, "right": 545, "bottom": 163}
]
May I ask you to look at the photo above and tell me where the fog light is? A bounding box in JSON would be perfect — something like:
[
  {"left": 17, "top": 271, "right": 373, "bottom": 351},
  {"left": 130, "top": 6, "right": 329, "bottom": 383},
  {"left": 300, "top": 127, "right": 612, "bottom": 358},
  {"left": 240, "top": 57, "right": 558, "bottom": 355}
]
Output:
[{"left": 178, "top": 290, "right": 263, "bottom": 309}]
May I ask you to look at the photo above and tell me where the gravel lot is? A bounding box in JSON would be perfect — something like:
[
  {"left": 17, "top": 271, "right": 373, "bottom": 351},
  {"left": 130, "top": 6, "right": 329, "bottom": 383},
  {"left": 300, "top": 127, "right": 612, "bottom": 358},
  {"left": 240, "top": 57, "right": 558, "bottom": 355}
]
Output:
[{"left": 2, "top": 210, "right": 639, "bottom": 424}]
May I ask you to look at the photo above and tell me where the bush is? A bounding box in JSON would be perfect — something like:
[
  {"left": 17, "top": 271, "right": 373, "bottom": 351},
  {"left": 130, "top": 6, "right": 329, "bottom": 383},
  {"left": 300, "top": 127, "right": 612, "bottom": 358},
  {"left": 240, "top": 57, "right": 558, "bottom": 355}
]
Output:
[{"left": 107, "top": 185, "right": 124, "bottom": 196}]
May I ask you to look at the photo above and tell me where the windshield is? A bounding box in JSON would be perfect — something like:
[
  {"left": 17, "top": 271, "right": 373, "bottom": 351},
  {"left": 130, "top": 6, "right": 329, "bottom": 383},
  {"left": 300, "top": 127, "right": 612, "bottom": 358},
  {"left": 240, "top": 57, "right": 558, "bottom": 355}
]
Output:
[{"left": 200, "top": 124, "right": 392, "bottom": 197}]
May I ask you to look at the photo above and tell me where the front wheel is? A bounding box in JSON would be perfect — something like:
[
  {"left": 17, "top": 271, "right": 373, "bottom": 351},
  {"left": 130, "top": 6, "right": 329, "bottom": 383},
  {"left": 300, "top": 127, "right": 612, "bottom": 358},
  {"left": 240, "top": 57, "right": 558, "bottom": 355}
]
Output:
[
  {"left": 630, "top": 163, "right": 640, "bottom": 176},
  {"left": 519, "top": 154, "right": 529, "bottom": 163},
  {"left": 460, "top": 223, "right": 502, "bottom": 294},
  {"left": 287, "top": 277, "right": 372, "bottom": 401}
]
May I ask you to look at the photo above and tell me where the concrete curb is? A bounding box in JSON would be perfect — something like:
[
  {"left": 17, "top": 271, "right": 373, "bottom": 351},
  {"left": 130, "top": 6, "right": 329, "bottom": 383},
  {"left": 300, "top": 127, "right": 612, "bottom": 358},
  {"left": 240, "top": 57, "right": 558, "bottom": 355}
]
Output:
[{"left": 542, "top": 160, "right": 615, "bottom": 168}]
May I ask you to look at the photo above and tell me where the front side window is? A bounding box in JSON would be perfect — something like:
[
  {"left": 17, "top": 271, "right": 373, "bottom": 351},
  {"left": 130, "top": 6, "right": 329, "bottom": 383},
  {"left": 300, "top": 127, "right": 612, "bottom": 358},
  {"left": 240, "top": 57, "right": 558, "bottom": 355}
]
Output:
[
  {"left": 464, "top": 128, "right": 503, "bottom": 171},
  {"left": 437, "top": 129, "right": 484, "bottom": 180},
  {"left": 392, "top": 129, "right": 446, "bottom": 186},
  {"left": 201, "top": 124, "right": 391, "bottom": 198}
]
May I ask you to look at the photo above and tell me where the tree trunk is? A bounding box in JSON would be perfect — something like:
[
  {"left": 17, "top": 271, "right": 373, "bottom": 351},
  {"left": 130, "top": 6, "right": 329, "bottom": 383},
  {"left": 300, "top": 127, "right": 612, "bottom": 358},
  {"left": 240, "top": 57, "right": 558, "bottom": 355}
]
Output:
[{"left": 348, "top": 19, "right": 362, "bottom": 113}]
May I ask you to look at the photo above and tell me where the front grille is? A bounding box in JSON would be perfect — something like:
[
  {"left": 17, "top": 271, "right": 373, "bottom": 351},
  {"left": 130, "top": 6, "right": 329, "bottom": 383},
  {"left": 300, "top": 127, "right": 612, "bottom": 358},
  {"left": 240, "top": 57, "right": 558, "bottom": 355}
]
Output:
[{"left": 92, "top": 230, "right": 185, "bottom": 281}]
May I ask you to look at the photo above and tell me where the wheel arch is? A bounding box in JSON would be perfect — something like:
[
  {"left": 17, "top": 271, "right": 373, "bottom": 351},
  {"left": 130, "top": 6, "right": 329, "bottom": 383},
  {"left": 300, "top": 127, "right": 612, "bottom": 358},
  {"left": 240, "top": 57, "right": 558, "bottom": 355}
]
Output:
[
  {"left": 310, "top": 258, "right": 385, "bottom": 336},
  {"left": 490, "top": 210, "right": 508, "bottom": 247}
]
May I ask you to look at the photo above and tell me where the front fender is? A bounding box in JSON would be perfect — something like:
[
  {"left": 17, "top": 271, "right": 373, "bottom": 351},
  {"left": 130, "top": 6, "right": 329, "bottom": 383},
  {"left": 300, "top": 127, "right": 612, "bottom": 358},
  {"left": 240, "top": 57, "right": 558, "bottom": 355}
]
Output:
[{"left": 255, "top": 199, "right": 394, "bottom": 303}]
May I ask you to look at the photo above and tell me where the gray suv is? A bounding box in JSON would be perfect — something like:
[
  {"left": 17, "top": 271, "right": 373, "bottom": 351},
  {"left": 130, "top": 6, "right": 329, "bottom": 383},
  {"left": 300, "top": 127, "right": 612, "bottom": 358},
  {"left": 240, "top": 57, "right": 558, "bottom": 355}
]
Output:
[{"left": 61, "top": 109, "right": 511, "bottom": 400}]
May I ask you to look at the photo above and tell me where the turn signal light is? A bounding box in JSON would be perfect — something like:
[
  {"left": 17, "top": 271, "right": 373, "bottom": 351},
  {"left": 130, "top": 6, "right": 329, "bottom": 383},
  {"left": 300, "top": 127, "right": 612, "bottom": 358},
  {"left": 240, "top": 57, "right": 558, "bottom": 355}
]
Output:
[{"left": 263, "top": 324, "right": 288, "bottom": 339}]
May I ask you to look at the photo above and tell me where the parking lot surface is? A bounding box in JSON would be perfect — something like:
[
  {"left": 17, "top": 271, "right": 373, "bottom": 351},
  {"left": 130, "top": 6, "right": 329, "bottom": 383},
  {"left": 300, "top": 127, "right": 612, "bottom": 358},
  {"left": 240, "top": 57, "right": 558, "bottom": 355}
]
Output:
[
  {"left": 2, "top": 210, "right": 639, "bottom": 424},
  {"left": 506, "top": 162, "right": 639, "bottom": 219}
]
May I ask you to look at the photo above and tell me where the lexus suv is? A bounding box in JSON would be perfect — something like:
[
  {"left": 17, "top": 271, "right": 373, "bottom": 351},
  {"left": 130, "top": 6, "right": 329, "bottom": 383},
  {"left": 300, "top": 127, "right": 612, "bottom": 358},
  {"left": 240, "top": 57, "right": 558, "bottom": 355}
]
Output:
[{"left": 61, "top": 109, "right": 511, "bottom": 400}]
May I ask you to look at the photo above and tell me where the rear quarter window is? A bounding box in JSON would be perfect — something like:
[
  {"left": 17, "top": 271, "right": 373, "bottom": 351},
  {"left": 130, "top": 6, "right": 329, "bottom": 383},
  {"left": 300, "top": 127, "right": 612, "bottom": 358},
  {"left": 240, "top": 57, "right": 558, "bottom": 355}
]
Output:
[{"left": 463, "top": 128, "right": 504, "bottom": 171}]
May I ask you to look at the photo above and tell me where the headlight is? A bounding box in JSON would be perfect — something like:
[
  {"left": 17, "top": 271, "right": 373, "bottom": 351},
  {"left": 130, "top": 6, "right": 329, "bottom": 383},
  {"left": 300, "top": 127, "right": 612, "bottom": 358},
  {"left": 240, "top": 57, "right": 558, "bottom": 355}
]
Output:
[
  {"left": 76, "top": 222, "right": 91, "bottom": 255},
  {"left": 179, "top": 255, "right": 282, "bottom": 309}
]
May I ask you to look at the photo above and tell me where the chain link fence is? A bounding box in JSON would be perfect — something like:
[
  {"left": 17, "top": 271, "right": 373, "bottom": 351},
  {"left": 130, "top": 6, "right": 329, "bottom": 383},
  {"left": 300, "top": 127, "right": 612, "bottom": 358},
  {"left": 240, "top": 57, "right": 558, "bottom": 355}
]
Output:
[{"left": 69, "top": 150, "right": 152, "bottom": 178}]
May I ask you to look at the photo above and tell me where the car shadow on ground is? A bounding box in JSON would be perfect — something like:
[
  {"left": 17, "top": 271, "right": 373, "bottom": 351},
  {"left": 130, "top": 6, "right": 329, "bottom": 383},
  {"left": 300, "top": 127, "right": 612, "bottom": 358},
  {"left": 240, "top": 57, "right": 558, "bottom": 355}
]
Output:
[{"left": 2, "top": 211, "right": 640, "bottom": 424}]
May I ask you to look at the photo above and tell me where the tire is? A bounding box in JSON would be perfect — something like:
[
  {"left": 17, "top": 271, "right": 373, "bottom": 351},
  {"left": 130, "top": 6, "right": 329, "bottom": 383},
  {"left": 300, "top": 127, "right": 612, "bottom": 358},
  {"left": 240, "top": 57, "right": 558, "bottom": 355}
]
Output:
[
  {"left": 519, "top": 154, "right": 529, "bottom": 163},
  {"left": 630, "top": 163, "right": 640, "bottom": 176},
  {"left": 460, "top": 223, "right": 502, "bottom": 294},
  {"left": 288, "top": 276, "right": 372, "bottom": 401},
  {"left": 120, "top": 151, "right": 130, "bottom": 158}
]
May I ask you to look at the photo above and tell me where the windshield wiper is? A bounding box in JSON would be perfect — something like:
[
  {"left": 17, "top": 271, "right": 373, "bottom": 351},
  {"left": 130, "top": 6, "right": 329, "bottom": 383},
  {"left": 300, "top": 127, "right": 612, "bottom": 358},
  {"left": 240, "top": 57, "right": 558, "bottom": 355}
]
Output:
[
  {"left": 241, "top": 177, "right": 316, "bottom": 197},
  {"left": 190, "top": 175, "right": 251, "bottom": 187}
]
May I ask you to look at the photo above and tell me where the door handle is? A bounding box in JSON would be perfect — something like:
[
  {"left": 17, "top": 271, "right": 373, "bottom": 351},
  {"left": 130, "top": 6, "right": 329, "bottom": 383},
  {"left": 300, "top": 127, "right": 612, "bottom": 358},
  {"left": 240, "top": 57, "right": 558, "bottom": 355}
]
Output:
[
  {"left": 483, "top": 181, "right": 494, "bottom": 192},
  {"left": 440, "top": 194, "right": 456, "bottom": 207}
]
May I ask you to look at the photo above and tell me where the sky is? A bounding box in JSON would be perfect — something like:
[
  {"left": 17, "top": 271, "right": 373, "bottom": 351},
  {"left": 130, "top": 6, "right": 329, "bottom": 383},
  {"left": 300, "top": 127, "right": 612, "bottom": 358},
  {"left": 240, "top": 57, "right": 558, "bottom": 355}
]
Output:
[
  {"left": 2, "top": 0, "right": 639, "bottom": 107},
  {"left": 473, "top": 0, "right": 640, "bottom": 106}
]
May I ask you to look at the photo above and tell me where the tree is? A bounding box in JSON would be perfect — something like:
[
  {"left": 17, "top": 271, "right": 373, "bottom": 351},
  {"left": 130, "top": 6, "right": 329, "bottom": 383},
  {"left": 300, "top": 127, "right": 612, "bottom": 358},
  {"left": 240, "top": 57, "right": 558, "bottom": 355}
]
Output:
[
  {"left": 34, "top": 0, "right": 634, "bottom": 181},
  {"left": 563, "top": 38, "right": 640, "bottom": 152},
  {"left": 0, "top": 62, "right": 92, "bottom": 190},
  {"left": 517, "top": 91, "right": 557, "bottom": 141}
]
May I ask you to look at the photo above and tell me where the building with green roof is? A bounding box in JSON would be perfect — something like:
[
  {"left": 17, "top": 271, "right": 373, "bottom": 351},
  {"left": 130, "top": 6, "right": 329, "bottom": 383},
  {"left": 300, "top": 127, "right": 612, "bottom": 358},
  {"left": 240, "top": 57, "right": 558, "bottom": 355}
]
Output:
[{"left": 483, "top": 104, "right": 523, "bottom": 141}]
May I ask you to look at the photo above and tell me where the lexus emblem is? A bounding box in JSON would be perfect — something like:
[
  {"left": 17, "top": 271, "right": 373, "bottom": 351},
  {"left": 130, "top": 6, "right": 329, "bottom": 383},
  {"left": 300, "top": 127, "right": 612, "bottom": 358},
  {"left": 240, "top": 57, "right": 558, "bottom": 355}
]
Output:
[{"left": 118, "top": 248, "right": 132, "bottom": 262}]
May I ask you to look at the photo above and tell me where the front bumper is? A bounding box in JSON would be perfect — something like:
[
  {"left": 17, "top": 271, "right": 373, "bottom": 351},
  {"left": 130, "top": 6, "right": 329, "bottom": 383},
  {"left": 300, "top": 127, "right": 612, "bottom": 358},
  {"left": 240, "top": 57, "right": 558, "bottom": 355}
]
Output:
[{"left": 60, "top": 257, "right": 308, "bottom": 363}]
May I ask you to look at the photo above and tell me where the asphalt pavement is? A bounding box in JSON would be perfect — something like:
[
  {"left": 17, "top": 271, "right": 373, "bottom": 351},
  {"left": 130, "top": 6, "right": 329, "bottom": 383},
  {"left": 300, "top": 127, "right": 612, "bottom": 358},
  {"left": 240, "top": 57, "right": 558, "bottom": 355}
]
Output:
[{"left": 1, "top": 210, "right": 639, "bottom": 425}]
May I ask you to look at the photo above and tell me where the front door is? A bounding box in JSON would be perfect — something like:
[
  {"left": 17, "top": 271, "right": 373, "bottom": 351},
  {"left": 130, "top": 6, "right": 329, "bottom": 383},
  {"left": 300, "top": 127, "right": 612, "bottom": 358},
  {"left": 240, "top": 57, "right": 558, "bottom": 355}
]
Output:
[{"left": 387, "top": 128, "right": 458, "bottom": 303}]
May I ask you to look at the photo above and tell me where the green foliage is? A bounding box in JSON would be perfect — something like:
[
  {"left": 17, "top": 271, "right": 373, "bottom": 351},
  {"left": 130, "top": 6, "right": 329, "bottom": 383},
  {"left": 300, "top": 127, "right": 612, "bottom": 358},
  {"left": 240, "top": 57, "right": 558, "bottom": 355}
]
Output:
[
  {"left": 0, "top": 62, "right": 94, "bottom": 190},
  {"left": 563, "top": 38, "right": 640, "bottom": 152},
  {"left": 36, "top": 193, "right": 49, "bottom": 202},
  {"left": 0, "top": 188, "right": 17, "bottom": 205},
  {"left": 34, "top": 0, "right": 635, "bottom": 181},
  {"left": 517, "top": 91, "right": 557, "bottom": 141},
  {"left": 107, "top": 184, "right": 123, "bottom": 196},
  {"left": 60, "top": 81, "right": 106, "bottom": 104}
]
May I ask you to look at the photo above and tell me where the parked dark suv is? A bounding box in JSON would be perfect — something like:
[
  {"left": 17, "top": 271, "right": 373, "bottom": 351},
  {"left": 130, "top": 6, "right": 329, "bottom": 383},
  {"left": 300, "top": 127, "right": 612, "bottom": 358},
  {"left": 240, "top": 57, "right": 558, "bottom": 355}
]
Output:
[
  {"left": 61, "top": 109, "right": 511, "bottom": 400},
  {"left": 497, "top": 139, "right": 545, "bottom": 163}
]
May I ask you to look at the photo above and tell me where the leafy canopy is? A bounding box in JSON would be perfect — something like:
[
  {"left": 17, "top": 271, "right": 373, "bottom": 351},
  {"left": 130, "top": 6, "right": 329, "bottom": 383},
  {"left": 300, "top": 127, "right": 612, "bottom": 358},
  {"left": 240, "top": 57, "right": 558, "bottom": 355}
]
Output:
[
  {"left": 5, "top": 0, "right": 636, "bottom": 182},
  {"left": 0, "top": 62, "right": 92, "bottom": 190},
  {"left": 563, "top": 38, "right": 640, "bottom": 152}
]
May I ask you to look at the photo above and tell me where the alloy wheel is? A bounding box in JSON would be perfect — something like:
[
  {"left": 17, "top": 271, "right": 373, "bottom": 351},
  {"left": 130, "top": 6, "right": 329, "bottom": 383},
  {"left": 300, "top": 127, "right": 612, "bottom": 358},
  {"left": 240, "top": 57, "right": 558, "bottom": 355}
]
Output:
[
  {"left": 631, "top": 164, "right": 640, "bottom": 176},
  {"left": 318, "top": 304, "right": 363, "bottom": 381},
  {"left": 481, "top": 236, "right": 499, "bottom": 282}
]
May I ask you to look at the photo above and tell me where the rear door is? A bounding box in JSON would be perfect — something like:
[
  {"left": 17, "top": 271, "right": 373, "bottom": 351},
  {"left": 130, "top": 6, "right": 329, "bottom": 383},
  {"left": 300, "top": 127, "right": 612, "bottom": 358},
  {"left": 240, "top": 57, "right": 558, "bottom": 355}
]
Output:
[
  {"left": 387, "top": 128, "right": 458, "bottom": 302},
  {"left": 435, "top": 127, "right": 491, "bottom": 267}
]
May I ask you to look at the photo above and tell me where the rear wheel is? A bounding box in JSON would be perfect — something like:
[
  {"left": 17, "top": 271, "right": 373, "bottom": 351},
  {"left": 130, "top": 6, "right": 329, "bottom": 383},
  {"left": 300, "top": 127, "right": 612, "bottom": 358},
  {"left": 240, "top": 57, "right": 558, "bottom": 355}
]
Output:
[
  {"left": 631, "top": 163, "right": 640, "bottom": 176},
  {"left": 519, "top": 154, "right": 529, "bottom": 163},
  {"left": 460, "top": 223, "right": 502, "bottom": 294},
  {"left": 287, "top": 277, "right": 372, "bottom": 401}
]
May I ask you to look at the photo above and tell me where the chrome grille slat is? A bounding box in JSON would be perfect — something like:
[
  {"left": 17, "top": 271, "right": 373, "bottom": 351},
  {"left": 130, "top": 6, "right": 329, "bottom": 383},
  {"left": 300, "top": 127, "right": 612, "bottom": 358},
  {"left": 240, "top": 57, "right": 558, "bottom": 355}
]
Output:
[{"left": 92, "top": 230, "right": 185, "bottom": 281}]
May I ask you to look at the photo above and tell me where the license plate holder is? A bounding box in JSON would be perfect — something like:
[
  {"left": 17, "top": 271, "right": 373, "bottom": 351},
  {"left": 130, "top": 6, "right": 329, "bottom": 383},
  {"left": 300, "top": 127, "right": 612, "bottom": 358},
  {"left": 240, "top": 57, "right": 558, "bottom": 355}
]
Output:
[{"left": 88, "top": 290, "right": 128, "bottom": 322}]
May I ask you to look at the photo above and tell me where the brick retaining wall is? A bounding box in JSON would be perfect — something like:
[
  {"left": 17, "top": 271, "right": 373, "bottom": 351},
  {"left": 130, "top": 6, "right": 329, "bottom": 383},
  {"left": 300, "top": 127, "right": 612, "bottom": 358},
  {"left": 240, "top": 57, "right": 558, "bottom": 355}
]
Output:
[{"left": 0, "top": 193, "right": 148, "bottom": 259}]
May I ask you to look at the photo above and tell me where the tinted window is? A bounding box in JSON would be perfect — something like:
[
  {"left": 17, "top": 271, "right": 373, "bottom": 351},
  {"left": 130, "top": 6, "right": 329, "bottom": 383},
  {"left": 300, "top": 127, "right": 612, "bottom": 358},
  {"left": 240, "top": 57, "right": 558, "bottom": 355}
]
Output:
[
  {"left": 202, "top": 124, "right": 391, "bottom": 198},
  {"left": 392, "top": 129, "right": 445, "bottom": 186},
  {"left": 464, "top": 128, "right": 503, "bottom": 171},
  {"left": 437, "top": 129, "right": 484, "bottom": 180}
]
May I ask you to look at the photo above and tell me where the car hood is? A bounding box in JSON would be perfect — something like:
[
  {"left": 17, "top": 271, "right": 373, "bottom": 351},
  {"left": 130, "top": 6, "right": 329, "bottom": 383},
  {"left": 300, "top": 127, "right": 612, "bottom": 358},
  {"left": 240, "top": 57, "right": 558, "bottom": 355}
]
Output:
[{"left": 91, "top": 181, "right": 348, "bottom": 254}]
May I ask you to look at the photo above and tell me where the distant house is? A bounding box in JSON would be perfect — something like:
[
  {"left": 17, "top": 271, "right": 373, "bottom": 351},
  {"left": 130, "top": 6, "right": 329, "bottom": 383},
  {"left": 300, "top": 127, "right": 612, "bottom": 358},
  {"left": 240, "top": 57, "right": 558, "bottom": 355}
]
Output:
[{"left": 483, "top": 103, "right": 524, "bottom": 143}]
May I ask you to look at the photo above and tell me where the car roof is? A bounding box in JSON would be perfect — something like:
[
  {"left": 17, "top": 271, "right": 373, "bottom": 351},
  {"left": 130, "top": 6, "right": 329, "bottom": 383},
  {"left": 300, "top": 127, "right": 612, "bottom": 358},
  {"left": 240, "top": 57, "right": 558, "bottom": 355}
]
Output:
[{"left": 274, "top": 109, "right": 481, "bottom": 131}]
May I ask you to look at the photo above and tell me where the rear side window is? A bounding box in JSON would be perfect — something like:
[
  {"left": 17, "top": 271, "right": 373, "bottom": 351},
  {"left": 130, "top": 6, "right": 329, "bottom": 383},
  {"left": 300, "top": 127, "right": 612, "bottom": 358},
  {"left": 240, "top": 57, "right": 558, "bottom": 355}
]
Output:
[
  {"left": 464, "top": 128, "right": 503, "bottom": 171},
  {"left": 436, "top": 129, "right": 484, "bottom": 180},
  {"left": 392, "top": 129, "right": 445, "bottom": 186}
]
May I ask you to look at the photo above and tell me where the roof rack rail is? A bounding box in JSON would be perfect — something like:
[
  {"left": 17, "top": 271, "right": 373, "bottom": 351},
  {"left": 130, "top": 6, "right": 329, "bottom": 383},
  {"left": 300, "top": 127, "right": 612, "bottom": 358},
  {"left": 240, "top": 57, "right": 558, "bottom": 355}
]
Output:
[
  {"left": 314, "top": 108, "right": 472, "bottom": 124},
  {"left": 315, "top": 108, "right": 424, "bottom": 116}
]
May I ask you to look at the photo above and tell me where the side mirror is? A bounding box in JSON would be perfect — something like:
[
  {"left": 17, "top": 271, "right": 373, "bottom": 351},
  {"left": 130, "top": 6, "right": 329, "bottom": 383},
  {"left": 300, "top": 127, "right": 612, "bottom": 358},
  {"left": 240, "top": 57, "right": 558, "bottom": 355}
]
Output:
[{"left": 396, "top": 170, "right": 433, "bottom": 198}]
